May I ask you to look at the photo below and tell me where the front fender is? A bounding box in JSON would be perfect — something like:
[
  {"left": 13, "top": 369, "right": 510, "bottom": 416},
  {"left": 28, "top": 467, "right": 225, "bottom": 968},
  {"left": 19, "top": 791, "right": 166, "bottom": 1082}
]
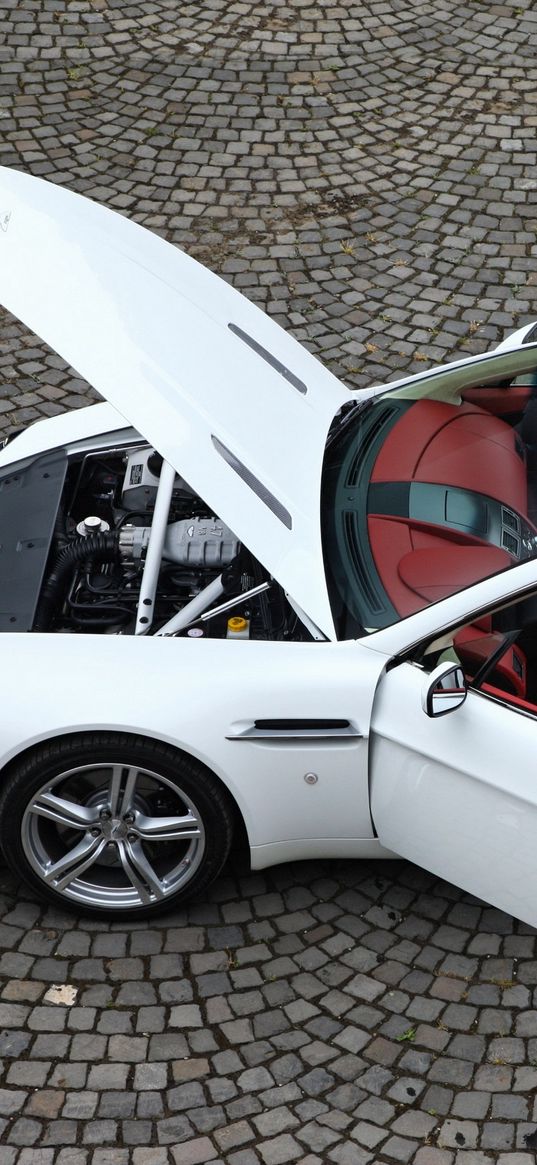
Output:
[{"left": 0, "top": 633, "right": 384, "bottom": 849}]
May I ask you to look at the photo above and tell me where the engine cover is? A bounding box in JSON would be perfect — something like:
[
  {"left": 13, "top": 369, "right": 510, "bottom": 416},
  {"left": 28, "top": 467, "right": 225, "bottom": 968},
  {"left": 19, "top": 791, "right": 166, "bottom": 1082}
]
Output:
[
  {"left": 120, "top": 517, "right": 240, "bottom": 568},
  {"left": 165, "top": 517, "right": 240, "bottom": 567}
]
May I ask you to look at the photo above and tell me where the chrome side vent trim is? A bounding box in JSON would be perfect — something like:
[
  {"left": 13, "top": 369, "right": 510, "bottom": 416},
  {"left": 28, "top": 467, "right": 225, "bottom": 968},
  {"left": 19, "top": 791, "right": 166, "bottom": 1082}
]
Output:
[{"left": 226, "top": 719, "right": 362, "bottom": 742}]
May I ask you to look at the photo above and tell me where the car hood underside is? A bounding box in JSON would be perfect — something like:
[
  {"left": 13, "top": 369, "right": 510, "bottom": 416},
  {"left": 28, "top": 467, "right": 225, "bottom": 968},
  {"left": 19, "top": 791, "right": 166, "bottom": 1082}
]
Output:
[{"left": 0, "top": 167, "right": 352, "bottom": 638}]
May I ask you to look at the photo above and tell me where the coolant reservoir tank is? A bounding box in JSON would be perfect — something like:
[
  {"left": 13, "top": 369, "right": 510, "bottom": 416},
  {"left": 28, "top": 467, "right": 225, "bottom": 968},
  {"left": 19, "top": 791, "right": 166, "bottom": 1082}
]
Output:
[{"left": 226, "top": 616, "right": 250, "bottom": 640}]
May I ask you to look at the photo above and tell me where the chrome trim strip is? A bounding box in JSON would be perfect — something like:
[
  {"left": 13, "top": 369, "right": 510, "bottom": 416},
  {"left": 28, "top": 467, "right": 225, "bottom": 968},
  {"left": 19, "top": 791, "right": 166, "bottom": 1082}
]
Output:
[
  {"left": 211, "top": 435, "right": 292, "bottom": 530},
  {"left": 228, "top": 323, "right": 307, "bottom": 395},
  {"left": 226, "top": 726, "right": 363, "bottom": 742}
]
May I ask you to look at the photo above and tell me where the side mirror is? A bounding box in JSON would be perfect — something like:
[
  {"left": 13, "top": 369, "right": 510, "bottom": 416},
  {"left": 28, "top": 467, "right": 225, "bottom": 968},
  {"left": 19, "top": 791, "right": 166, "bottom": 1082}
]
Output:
[{"left": 422, "top": 662, "right": 467, "bottom": 718}]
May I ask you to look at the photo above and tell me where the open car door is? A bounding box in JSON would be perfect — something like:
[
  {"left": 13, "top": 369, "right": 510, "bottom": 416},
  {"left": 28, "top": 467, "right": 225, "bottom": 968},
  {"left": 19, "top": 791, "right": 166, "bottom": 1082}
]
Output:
[{"left": 368, "top": 580, "right": 537, "bottom": 929}]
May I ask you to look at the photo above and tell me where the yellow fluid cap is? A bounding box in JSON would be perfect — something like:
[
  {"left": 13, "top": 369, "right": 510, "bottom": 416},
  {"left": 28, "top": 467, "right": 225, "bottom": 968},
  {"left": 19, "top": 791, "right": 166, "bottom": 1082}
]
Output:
[{"left": 228, "top": 616, "right": 248, "bottom": 632}]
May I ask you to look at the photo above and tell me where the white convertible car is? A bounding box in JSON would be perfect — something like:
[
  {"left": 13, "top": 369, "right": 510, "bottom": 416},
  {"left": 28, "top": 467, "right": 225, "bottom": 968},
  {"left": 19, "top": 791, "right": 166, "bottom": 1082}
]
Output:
[{"left": 1, "top": 167, "right": 537, "bottom": 923}]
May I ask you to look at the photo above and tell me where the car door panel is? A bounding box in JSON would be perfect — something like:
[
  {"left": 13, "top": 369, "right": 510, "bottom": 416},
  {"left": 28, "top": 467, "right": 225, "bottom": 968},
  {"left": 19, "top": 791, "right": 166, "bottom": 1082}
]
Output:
[{"left": 369, "top": 659, "right": 537, "bottom": 928}]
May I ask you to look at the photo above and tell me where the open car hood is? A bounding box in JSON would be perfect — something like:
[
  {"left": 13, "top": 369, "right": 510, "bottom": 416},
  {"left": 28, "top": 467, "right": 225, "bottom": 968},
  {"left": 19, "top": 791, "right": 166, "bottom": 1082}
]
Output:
[
  {"left": 2, "top": 169, "right": 537, "bottom": 639},
  {"left": 0, "top": 167, "right": 351, "bottom": 638}
]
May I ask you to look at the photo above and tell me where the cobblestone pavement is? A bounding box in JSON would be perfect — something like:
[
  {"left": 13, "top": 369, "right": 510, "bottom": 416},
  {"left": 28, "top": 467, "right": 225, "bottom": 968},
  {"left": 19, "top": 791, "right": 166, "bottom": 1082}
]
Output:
[
  {"left": 2, "top": 858, "right": 537, "bottom": 1165},
  {"left": 1, "top": 0, "right": 537, "bottom": 1161}
]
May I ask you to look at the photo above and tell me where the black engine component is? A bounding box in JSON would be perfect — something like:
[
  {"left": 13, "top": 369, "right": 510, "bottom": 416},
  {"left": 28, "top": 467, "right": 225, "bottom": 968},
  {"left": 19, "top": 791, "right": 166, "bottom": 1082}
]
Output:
[{"left": 34, "top": 531, "right": 120, "bottom": 631}]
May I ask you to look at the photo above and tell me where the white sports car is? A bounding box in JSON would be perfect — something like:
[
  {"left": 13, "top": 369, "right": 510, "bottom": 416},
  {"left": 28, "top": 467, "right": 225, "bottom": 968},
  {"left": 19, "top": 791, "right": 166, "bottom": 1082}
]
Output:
[{"left": 1, "top": 167, "right": 537, "bottom": 924}]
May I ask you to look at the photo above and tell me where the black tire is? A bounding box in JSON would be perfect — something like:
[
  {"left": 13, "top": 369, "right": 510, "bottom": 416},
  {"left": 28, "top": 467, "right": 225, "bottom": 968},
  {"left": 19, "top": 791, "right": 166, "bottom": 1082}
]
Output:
[{"left": 0, "top": 732, "right": 234, "bottom": 920}]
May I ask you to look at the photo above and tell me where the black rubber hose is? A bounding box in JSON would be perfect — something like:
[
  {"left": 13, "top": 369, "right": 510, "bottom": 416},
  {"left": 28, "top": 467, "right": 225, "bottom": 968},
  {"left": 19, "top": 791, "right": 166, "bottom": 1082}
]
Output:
[{"left": 33, "top": 532, "right": 120, "bottom": 631}]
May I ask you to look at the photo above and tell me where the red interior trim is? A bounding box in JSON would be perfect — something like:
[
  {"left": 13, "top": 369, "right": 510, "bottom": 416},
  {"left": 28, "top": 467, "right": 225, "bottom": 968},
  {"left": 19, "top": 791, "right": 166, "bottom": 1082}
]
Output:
[
  {"left": 479, "top": 682, "right": 537, "bottom": 716},
  {"left": 463, "top": 386, "right": 532, "bottom": 416}
]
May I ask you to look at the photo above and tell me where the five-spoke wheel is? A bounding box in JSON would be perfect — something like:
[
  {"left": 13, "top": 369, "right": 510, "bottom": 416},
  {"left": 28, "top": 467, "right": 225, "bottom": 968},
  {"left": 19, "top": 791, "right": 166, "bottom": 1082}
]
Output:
[{"left": 0, "top": 734, "right": 234, "bottom": 918}]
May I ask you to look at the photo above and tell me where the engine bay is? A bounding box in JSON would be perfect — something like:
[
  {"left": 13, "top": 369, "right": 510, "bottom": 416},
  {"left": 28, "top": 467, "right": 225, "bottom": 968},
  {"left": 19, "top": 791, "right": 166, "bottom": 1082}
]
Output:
[{"left": 5, "top": 441, "right": 310, "bottom": 641}]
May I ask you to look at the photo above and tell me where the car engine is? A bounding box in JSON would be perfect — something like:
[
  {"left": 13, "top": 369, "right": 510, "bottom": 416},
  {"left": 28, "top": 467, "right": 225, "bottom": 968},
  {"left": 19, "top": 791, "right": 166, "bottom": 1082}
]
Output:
[{"left": 27, "top": 443, "right": 308, "bottom": 641}]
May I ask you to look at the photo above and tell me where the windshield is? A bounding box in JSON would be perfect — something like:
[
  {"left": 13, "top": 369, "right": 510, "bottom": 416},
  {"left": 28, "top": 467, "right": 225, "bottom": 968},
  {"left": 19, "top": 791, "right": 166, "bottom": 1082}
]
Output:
[{"left": 322, "top": 370, "right": 537, "bottom": 639}]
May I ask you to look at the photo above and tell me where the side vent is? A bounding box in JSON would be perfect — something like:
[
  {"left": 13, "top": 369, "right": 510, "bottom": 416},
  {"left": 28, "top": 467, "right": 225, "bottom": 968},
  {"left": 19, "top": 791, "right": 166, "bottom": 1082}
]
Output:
[{"left": 255, "top": 719, "right": 350, "bottom": 730}]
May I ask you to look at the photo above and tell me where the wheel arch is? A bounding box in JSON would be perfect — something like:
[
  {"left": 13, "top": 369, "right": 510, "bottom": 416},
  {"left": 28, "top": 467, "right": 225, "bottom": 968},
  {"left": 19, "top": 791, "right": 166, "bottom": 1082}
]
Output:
[{"left": 0, "top": 728, "right": 250, "bottom": 857}]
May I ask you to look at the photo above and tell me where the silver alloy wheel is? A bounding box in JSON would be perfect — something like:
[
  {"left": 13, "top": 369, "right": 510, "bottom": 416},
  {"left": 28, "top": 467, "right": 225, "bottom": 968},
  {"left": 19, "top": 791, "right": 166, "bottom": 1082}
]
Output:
[{"left": 21, "top": 761, "right": 206, "bottom": 910}]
